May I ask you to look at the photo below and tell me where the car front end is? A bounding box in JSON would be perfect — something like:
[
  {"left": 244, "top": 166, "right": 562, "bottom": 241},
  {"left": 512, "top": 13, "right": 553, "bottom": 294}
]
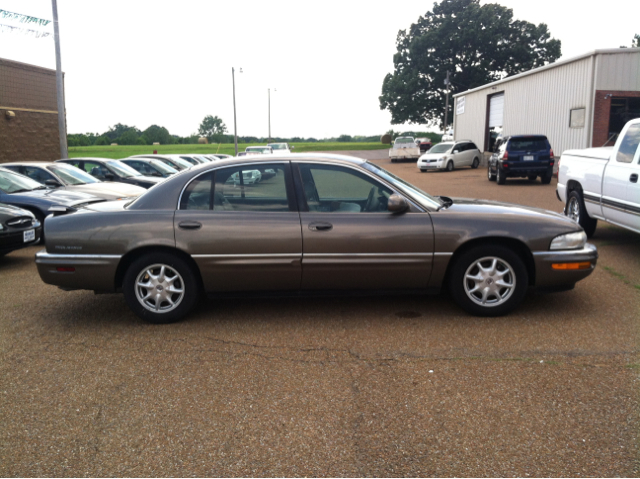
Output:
[{"left": 0, "top": 203, "right": 42, "bottom": 255}]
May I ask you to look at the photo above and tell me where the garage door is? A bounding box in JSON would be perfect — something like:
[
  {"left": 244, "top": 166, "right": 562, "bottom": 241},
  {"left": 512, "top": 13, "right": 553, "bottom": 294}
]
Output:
[{"left": 489, "top": 93, "right": 504, "bottom": 127}]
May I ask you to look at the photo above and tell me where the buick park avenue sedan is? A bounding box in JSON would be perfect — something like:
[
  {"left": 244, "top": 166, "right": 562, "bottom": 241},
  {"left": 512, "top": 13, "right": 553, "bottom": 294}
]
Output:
[{"left": 35, "top": 154, "right": 598, "bottom": 323}]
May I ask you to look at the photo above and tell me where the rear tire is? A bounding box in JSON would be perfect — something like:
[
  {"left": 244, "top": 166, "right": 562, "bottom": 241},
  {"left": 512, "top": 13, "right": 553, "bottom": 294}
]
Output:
[
  {"left": 541, "top": 172, "right": 552, "bottom": 184},
  {"left": 448, "top": 244, "right": 529, "bottom": 317},
  {"left": 123, "top": 252, "right": 200, "bottom": 324},
  {"left": 496, "top": 167, "right": 506, "bottom": 184},
  {"left": 527, "top": 175, "right": 537, "bottom": 181},
  {"left": 566, "top": 190, "right": 597, "bottom": 238}
]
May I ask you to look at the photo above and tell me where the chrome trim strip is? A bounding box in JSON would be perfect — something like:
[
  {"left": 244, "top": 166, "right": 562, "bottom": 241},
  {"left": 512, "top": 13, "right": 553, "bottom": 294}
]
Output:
[
  {"left": 433, "top": 252, "right": 453, "bottom": 257},
  {"left": 304, "top": 253, "right": 432, "bottom": 257},
  {"left": 532, "top": 245, "right": 597, "bottom": 257},
  {"left": 192, "top": 253, "right": 300, "bottom": 258},
  {"left": 36, "top": 252, "right": 122, "bottom": 260}
]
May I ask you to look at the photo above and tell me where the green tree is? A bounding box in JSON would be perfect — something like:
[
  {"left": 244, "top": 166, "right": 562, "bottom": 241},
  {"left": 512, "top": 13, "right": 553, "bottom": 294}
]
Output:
[
  {"left": 143, "top": 125, "right": 171, "bottom": 145},
  {"left": 116, "top": 129, "right": 139, "bottom": 145},
  {"left": 95, "top": 135, "right": 110, "bottom": 146},
  {"left": 198, "top": 115, "right": 227, "bottom": 142},
  {"left": 105, "top": 123, "right": 140, "bottom": 141},
  {"left": 379, "top": 0, "right": 561, "bottom": 127},
  {"left": 633, "top": 34, "right": 640, "bottom": 48}
]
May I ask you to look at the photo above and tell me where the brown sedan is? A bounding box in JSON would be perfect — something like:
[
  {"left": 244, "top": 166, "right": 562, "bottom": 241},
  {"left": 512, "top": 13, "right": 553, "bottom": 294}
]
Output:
[{"left": 35, "top": 154, "right": 598, "bottom": 323}]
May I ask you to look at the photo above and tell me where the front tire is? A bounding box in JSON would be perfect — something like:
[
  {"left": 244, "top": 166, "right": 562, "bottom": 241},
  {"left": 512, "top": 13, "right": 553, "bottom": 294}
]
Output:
[
  {"left": 446, "top": 161, "right": 454, "bottom": 172},
  {"left": 566, "top": 190, "right": 597, "bottom": 238},
  {"left": 448, "top": 245, "right": 529, "bottom": 317},
  {"left": 123, "top": 252, "right": 200, "bottom": 324},
  {"left": 488, "top": 165, "right": 496, "bottom": 181},
  {"left": 471, "top": 157, "right": 479, "bottom": 169}
]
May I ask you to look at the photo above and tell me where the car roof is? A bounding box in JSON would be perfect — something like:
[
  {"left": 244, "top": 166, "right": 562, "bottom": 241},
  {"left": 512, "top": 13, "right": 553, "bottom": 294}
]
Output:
[{"left": 507, "top": 135, "right": 548, "bottom": 140}]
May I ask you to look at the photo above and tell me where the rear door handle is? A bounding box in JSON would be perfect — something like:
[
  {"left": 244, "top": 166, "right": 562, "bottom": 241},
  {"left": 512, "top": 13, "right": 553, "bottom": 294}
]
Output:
[
  {"left": 308, "top": 222, "right": 333, "bottom": 232},
  {"left": 630, "top": 173, "right": 638, "bottom": 183},
  {"left": 178, "top": 221, "right": 202, "bottom": 230}
]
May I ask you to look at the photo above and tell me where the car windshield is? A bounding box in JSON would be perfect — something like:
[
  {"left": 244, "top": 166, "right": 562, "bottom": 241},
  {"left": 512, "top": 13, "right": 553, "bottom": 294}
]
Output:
[
  {"left": 395, "top": 138, "right": 414, "bottom": 144},
  {"left": 0, "top": 169, "right": 46, "bottom": 193},
  {"left": 106, "top": 160, "right": 139, "bottom": 177},
  {"left": 268, "top": 143, "right": 287, "bottom": 150},
  {"left": 48, "top": 165, "right": 100, "bottom": 185},
  {"left": 363, "top": 162, "right": 443, "bottom": 210},
  {"left": 179, "top": 156, "right": 200, "bottom": 165},
  {"left": 165, "top": 157, "right": 192, "bottom": 169},
  {"left": 149, "top": 160, "right": 178, "bottom": 174},
  {"left": 429, "top": 143, "right": 454, "bottom": 154},
  {"left": 246, "top": 147, "right": 270, "bottom": 153},
  {"left": 508, "top": 138, "right": 548, "bottom": 151}
]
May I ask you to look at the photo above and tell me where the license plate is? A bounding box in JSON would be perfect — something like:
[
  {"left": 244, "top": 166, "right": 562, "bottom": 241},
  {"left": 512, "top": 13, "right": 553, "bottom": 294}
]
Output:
[
  {"left": 523, "top": 155, "right": 534, "bottom": 161},
  {"left": 23, "top": 229, "right": 35, "bottom": 243}
]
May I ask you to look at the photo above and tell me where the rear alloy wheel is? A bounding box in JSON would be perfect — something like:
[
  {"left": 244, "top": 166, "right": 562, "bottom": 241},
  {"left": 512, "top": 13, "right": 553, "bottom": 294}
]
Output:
[
  {"left": 566, "top": 190, "right": 597, "bottom": 238},
  {"left": 446, "top": 161, "right": 454, "bottom": 172},
  {"left": 471, "top": 157, "right": 479, "bottom": 169},
  {"left": 488, "top": 165, "right": 496, "bottom": 181},
  {"left": 123, "top": 252, "right": 200, "bottom": 323},
  {"left": 448, "top": 245, "right": 528, "bottom": 316},
  {"left": 496, "top": 167, "right": 506, "bottom": 184}
]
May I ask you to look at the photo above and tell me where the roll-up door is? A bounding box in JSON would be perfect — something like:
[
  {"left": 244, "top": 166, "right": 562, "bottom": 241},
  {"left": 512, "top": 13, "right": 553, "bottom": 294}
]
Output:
[{"left": 489, "top": 93, "right": 504, "bottom": 128}]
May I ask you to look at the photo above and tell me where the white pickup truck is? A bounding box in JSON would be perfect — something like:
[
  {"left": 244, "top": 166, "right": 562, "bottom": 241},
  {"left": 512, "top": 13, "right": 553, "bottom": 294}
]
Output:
[
  {"left": 557, "top": 117, "right": 640, "bottom": 237},
  {"left": 389, "top": 137, "right": 421, "bottom": 163}
]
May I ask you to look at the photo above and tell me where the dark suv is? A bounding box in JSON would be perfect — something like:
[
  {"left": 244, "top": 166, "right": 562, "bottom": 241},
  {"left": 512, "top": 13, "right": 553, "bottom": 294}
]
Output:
[{"left": 488, "top": 135, "right": 555, "bottom": 185}]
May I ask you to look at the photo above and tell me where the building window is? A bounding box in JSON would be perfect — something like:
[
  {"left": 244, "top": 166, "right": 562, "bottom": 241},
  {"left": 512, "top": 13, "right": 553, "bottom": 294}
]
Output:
[{"left": 570, "top": 108, "right": 585, "bottom": 128}]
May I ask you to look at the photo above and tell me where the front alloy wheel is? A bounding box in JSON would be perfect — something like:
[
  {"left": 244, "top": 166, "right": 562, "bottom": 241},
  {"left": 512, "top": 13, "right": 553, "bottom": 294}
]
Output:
[{"left": 448, "top": 245, "right": 528, "bottom": 316}]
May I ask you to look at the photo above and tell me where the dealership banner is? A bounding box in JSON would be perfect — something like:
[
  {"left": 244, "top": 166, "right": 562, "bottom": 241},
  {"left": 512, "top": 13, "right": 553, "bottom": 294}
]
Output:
[
  {"left": 0, "top": 9, "right": 51, "bottom": 27},
  {"left": 0, "top": 23, "right": 52, "bottom": 38}
]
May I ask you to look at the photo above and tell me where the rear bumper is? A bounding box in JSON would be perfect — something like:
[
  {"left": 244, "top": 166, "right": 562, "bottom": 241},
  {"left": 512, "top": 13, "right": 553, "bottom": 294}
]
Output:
[
  {"left": 532, "top": 244, "right": 598, "bottom": 287},
  {"left": 35, "top": 250, "right": 121, "bottom": 291},
  {"left": 501, "top": 164, "right": 554, "bottom": 177}
]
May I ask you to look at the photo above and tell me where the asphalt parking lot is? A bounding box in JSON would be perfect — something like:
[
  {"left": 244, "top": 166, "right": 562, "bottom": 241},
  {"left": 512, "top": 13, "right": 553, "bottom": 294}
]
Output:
[{"left": 1, "top": 152, "right": 639, "bottom": 476}]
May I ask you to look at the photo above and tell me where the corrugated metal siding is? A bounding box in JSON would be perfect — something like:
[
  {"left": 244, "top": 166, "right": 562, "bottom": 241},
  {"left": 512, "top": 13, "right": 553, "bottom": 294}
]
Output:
[
  {"left": 454, "top": 56, "right": 594, "bottom": 155},
  {"left": 595, "top": 52, "right": 640, "bottom": 91}
]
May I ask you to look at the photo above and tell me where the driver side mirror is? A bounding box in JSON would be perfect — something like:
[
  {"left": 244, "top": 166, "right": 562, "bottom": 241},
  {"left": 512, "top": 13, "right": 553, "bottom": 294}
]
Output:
[
  {"left": 452, "top": 149, "right": 460, "bottom": 154},
  {"left": 387, "top": 194, "right": 409, "bottom": 214},
  {"left": 45, "top": 179, "right": 61, "bottom": 188}
]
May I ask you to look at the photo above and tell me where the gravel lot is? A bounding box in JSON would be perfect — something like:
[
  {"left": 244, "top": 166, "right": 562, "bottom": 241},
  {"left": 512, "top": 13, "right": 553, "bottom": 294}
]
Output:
[{"left": 1, "top": 152, "right": 639, "bottom": 476}]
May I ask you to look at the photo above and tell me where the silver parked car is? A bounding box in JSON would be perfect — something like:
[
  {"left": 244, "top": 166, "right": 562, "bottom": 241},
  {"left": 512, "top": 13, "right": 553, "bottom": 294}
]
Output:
[
  {"left": 36, "top": 154, "right": 597, "bottom": 324},
  {"left": 417, "top": 141, "right": 482, "bottom": 172},
  {"left": 1, "top": 162, "right": 146, "bottom": 200}
]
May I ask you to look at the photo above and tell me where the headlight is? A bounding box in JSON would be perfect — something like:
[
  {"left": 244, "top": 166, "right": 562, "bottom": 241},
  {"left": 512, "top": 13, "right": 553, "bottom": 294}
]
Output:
[
  {"left": 550, "top": 231, "right": 587, "bottom": 250},
  {"left": 439, "top": 157, "right": 446, "bottom": 162}
]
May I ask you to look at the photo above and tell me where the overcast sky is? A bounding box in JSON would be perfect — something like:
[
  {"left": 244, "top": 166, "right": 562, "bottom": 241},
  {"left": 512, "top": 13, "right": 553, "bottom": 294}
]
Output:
[{"left": 0, "top": 0, "right": 637, "bottom": 139}]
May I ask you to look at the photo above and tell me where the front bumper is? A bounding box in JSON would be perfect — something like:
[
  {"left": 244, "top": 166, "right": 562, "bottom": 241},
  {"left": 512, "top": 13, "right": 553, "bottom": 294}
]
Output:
[
  {"left": 0, "top": 225, "right": 42, "bottom": 255},
  {"left": 35, "top": 250, "right": 121, "bottom": 291},
  {"left": 418, "top": 160, "right": 445, "bottom": 170},
  {"left": 532, "top": 244, "right": 598, "bottom": 287}
]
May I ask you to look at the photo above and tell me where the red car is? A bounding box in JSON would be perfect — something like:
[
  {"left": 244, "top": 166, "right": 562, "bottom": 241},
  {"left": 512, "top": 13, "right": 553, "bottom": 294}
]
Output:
[{"left": 415, "top": 138, "right": 433, "bottom": 153}]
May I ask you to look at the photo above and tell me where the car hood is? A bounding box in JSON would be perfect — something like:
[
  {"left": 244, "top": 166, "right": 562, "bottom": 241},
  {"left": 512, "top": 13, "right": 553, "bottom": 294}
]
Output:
[
  {"left": 64, "top": 183, "right": 146, "bottom": 200},
  {"left": 0, "top": 202, "right": 34, "bottom": 220},
  {"left": 420, "top": 151, "right": 450, "bottom": 160},
  {"left": 6, "top": 188, "right": 103, "bottom": 207}
]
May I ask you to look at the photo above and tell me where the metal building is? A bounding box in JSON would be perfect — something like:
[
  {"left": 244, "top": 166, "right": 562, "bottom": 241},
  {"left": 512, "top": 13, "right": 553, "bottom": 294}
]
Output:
[{"left": 452, "top": 48, "right": 640, "bottom": 156}]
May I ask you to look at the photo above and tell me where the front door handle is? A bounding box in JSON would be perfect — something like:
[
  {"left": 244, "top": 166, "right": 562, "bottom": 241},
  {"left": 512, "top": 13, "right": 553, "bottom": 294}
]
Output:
[
  {"left": 630, "top": 173, "right": 638, "bottom": 183},
  {"left": 178, "top": 221, "right": 202, "bottom": 230},
  {"left": 308, "top": 222, "right": 333, "bottom": 232}
]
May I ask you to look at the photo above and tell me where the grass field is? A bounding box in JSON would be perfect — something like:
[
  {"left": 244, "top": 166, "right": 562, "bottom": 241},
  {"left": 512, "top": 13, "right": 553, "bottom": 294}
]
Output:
[{"left": 68, "top": 142, "right": 389, "bottom": 159}]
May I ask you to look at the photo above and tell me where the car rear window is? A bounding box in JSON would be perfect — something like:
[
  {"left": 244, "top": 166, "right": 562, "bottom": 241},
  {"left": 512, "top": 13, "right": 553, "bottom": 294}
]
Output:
[{"left": 508, "top": 138, "right": 548, "bottom": 151}]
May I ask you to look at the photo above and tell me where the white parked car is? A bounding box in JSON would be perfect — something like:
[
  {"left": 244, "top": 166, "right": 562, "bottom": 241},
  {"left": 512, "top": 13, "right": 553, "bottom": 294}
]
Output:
[
  {"left": 245, "top": 146, "right": 273, "bottom": 155},
  {"left": 442, "top": 129, "right": 454, "bottom": 142},
  {"left": 558, "top": 117, "right": 640, "bottom": 237},
  {"left": 226, "top": 170, "right": 262, "bottom": 185},
  {"left": 267, "top": 143, "right": 294, "bottom": 153},
  {"left": 417, "top": 140, "right": 481, "bottom": 172}
]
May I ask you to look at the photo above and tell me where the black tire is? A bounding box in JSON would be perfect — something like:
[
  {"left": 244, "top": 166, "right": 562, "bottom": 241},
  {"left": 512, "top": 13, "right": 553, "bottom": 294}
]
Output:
[
  {"left": 496, "top": 167, "right": 506, "bottom": 184},
  {"left": 391, "top": 159, "right": 396, "bottom": 163},
  {"left": 448, "top": 244, "right": 529, "bottom": 317},
  {"left": 527, "top": 175, "right": 537, "bottom": 181},
  {"left": 420, "top": 169, "right": 427, "bottom": 173},
  {"left": 471, "top": 157, "right": 479, "bottom": 169},
  {"left": 446, "top": 161, "right": 454, "bottom": 172},
  {"left": 566, "top": 190, "right": 597, "bottom": 238},
  {"left": 123, "top": 252, "right": 200, "bottom": 324},
  {"left": 488, "top": 165, "right": 496, "bottom": 181},
  {"left": 540, "top": 173, "right": 552, "bottom": 185}
]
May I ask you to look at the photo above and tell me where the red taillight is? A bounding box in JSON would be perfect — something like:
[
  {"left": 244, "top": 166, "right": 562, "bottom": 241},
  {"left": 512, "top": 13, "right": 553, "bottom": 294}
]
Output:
[
  {"left": 502, "top": 151, "right": 509, "bottom": 160},
  {"left": 550, "top": 148, "right": 554, "bottom": 158},
  {"left": 56, "top": 266, "right": 75, "bottom": 272}
]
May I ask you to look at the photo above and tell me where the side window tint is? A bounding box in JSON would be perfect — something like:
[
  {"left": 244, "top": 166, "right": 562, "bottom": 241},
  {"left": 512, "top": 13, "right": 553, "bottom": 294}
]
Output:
[
  {"left": 617, "top": 124, "right": 640, "bottom": 164},
  {"left": 180, "top": 172, "right": 213, "bottom": 210},
  {"left": 298, "top": 164, "right": 392, "bottom": 213},
  {"left": 84, "top": 162, "right": 107, "bottom": 178},
  {"left": 214, "top": 164, "right": 290, "bottom": 212},
  {"left": 25, "top": 167, "right": 54, "bottom": 183},
  {"left": 470, "top": 143, "right": 478, "bottom": 150}
]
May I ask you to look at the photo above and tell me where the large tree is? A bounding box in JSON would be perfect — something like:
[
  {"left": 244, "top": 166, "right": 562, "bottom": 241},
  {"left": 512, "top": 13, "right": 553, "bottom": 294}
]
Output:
[
  {"left": 143, "top": 124, "right": 172, "bottom": 145},
  {"left": 379, "top": 0, "right": 561, "bottom": 127},
  {"left": 198, "top": 115, "right": 227, "bottom": 142}
]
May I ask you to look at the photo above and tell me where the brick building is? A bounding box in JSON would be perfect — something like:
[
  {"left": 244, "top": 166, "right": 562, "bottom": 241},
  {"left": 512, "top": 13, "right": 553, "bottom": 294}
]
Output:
[
  {"left": 0, "top": 57, "right": 64, "bottom": 164},
  {"left": 452, "top": 48, "right": 640, "bottom": 156}
]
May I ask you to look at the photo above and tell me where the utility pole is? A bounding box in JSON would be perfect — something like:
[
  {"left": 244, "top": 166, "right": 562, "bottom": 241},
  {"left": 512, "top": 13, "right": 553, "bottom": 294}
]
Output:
[
  {"left": 51, "top": 0, "right": 68, "bottom": 159},
  {"left": 232, "top": 67, "right": 240, "bottom": 155},
  {"left": 268, "top": 88, "right": 271, "bottom": 143},
  {"left": 443, "top": 70, "right": 451, "bottom": 135}
]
